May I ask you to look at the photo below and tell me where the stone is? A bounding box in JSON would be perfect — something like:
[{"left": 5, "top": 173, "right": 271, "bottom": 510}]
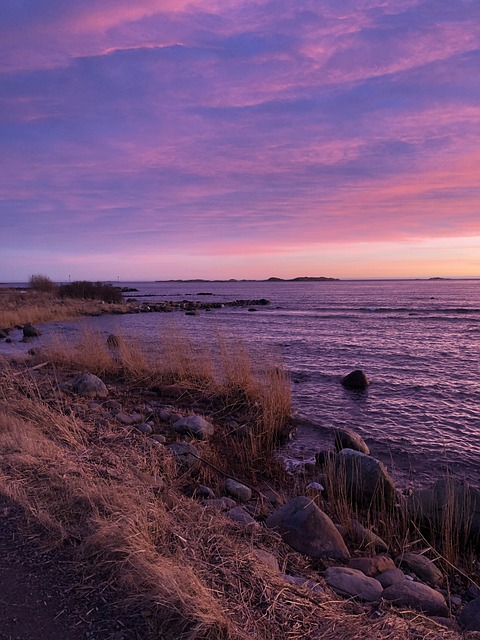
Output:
[
  {"left": 382, "top": 580, "right": 449, "bottom": 617},
  {"left": 282, "top": 574, "right": 324, "bottom": 594},
  {"left": 408, "top": 478, "right": 480, "bottom": 545},
  {"left": 23, "top": 322, "right": 41, "bottom": 338},
  {"left": 225, "top": 478, "right": 252, "bottom": 502},
  {"left": 168, "top": 442, "right": 202, "bottom": 471},
  {"left": 116, "top": 412, "right": 136, "bottom": 426},
  {"left": 375, "top": 568, "right": 406, "bottom": 589},
  {"left": 324, "top": 567, "right": 382, "bottom": 602},
  {"left": 172, "top": 415, "right": 215, "bottom": 440},
  {"left": 458, "top": 596, "right": 480, "bottom": 631},
  {"left": 347, "top": 519, "right": 388, "bottom": 552},
  {"left": 398, "top": 552, "right": 444, "bottom": 587},
  {"left": 348, "top": 555, "right": 395, "bottom": 577},
  {"left": 150, "top": 434, "right": 166, "bottom": 444},
  {"left": 334, "top": 428, "right": 370, "bottom": 455},
  {"left": 337, "top": 449, "right": 397, "bottom": 509},
  {"left": 202, "top": 497, "right": 236, "bottom": 511},
  {"left": 106, "top": 334, "right": 120, "bottom": 347},
  {"left": 341, "top": 369, "right": 369, "bottom": 390},
  {"left": 265, "top": 496, "right": 349, "bottom": 560},
  {"left": 137, "top": 423, "right": 153, "bottom": 434},
  {"left": 226, "top": 507, "right": 259, "bottom": 527},
  {"left": 253, "top": 549, "right": 279, "bottom": 572},
  {"left": 71, "top": 372, "right": 108, "bottom": 398}
]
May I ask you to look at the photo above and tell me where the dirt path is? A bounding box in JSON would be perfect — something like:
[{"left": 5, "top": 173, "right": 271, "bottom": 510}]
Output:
[{"left": 0, "top": 496, "right": 138, "bottom": 640}]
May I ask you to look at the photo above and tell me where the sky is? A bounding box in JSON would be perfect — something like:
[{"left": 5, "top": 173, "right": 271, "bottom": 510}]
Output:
[{"left": 1, "top": 0, "right": 479, "bottom": 281}]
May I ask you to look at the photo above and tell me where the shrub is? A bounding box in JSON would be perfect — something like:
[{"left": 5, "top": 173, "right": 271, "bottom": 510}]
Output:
[
  {"left": 58, "top": 280, "right": 123, "bottom": 304},
  {"left": 28, "top": 274, "right": 57, "bottom": 293}
]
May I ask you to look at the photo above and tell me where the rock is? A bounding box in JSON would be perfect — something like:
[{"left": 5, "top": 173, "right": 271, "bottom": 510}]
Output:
[
  {"left": 282, "top": 574, "right": 324, "bottom": 594},
  {"left": 408, "top": 478, "right": 480, "bottom": 545},
  {"left": 347, "top": 519, "right": 388, "bottom": 552},
  {"left": 150, "top": 434, "right": 166, "bottom": 444},
  {"left": 348, "top": 555, "right": 395, "bottom": 577},
  {"left": 172, "top": 415, "right": 214, "bottom": 440},
  {"left": 194, "top": 485, "right": 215, "bottom": 499},
  {"left": 137, "top": 423, "right": 153, "bottom": 435},
  {"left": 265, "top": 496, "right": 349, "bottom": 560},
  {"left": 253, "top": 549, "right": 279, "bottom": 572},
  {"left": 324, "top": 567, "right": 382, "bottom": 602},
  {"left": 0, "top": 330, "right": 8, "bottom": 339},
  {"left": 398, "top": 552, "right": 444, "bottom": 587},
  {"left": 226, "top": 507, "right": 259, "bottom": 527},
  {"left": 341, "top": 369, "right": 369, "bottom": 390},
  {"left": 458, "top": 596, "right": 480, "bottom": 630},
  {"left": 23, "top": 322, "right": 41, "bottom": 338},
  {"left": 225, "top": 478, "right": 252, "bottom": 502},
  {"left": 71, "top": 372, "right": 108, "bottom": 398},
  {"left": 168, "top": 442, "right": 202, "bottom": 471},
  {"left": 375, "top": 568, "right": 406, "bottom": 588},
  {"left": 157, "top": 408, "right": 175, "bottom": 423},
  {"left": 382, "top": 581, "right": 449, "bottom": 617},
  {"left": 116, "top": 412, "right": 136, "bottom": 426},
  {"left": 429, "top": 617, "right": 461, "bottom": 632},
  {"left": 202, "top": 497, "right": 236, "bottom": 511},
  {"left": 337, "top": 449, "right": 397, "bottom": 509},
  {"left": 334, "top": 428, "right": 370, "bottom": 455}
]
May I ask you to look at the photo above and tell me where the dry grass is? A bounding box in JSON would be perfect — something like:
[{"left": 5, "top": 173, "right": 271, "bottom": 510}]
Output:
[
  {"left": 0, "top": 360, "right": 466, "bottom": 639},
  {"left": 0, "top": 288, "right": 122, "bottom": 328}
]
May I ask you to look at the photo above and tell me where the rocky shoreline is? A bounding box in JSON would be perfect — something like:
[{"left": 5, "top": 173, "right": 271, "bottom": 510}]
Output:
[{"left": 2, "top": 341, "right": 479, "bottom": 636}]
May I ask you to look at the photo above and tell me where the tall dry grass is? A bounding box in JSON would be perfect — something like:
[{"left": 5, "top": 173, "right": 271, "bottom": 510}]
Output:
[
  {"left": 0, "top": 359, "right": 464, "bottom": 640},
  {"left": 0, "top": 288, "right": 122, "bottom": 328}
]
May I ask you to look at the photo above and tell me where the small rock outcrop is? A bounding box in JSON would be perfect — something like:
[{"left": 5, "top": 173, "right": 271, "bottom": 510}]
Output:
[
  {"left": 382, "top": 580, "right": 449, "bottom": 617},
  {"left": 324, "top": 566, "right": 382, "bottom": 602},
  {"left": 265, "top": 496, "right": 349, "bottom": 560},
  {"left": 341, "top": 369, "right": 369, "bottom": 390},
  {"left": 337, "top": 449, "right": 397, "bottom": 509},
  {"left": 71, "top": 372, "right": 108, "bottom": 398},
  {"left": 334, "top": 428, "right": 370, "bottom": 455},
  {"left": 172, "top": 415, "right": 215, "bottom": 440}
]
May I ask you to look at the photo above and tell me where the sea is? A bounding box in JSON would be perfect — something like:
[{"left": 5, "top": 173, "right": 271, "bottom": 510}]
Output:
[{"left": 2, "top": 279, "right": 479, "bottom": 489}]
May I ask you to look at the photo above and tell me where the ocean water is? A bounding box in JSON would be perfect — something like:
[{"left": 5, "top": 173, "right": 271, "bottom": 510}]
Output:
[{"left": 3, "top": 279, "right": 480, "bottom": 487}]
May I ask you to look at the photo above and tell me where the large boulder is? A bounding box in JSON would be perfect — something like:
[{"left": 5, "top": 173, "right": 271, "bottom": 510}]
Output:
[
  {"left": 71, "top": 372, "right": 108, "bottom": 398},
  {"left": 266, "top": 496, "right": 349, "bottom": 560},
  {"left": 334, "top": 428, "right": 370, "bottom": 455},
  {"left": 408, "top": 478, "right": 480, "bottom": 546},
  {"left": 324, "top": 567, "right": 382, "bottom": 602},
  {"left": 172, "top": 415, "right": 214, "bottom": 440},
  {"left": 382, "top": 580, "right": 449, "bottom": 617},
  {"left": 337, "top": 449, "right": 397, "bottom": 509},
  {"left": 341, "top": 369, "right": 369, "bottom": 390}
]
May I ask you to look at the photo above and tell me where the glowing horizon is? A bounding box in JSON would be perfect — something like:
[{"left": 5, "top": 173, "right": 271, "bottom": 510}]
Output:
[{"left": 1, "top": 0, "right": 479, "bottom": 281}]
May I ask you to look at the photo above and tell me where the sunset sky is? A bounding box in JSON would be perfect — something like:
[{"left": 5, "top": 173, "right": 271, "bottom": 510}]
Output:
[{"left": 1, "top": 0, "right": 479, "bottom": 281}]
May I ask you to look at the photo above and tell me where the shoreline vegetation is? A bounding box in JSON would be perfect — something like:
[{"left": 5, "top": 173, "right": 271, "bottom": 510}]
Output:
[{"left": 1, "top": 282, "right": 480, "bottom": 638}]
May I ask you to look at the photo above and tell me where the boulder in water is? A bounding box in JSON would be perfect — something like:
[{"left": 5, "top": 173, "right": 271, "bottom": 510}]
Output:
[{"left": 341, "top": 369, "right": 369, "bottom": 390}]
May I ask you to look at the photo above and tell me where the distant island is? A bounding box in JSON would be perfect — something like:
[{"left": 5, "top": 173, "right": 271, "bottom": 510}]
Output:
[
  {"left": 155, "top": 276, "right": 339, "bottom": 283},
  {"left": 266, "top": 276, "right": 339, "bottom": 282}
]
